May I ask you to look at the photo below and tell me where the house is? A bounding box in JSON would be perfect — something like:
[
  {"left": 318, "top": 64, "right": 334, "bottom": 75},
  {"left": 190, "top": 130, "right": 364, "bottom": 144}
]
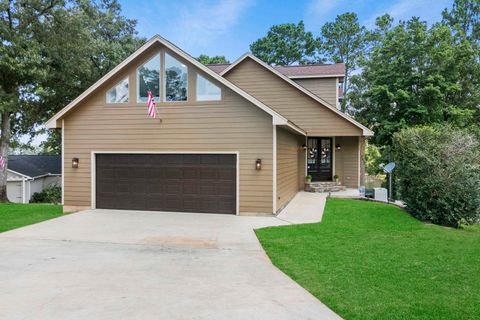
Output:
[
  {"left": 7, "top": 155, "right": 62, "bottom": 203},
  {"left": 45, "top": 35, "right": 373, "bottom": 215}
]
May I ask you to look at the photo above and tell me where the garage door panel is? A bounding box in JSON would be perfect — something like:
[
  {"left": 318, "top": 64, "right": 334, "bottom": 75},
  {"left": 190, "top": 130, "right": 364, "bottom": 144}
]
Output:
[{"left": 96, "top": 154, "right": 236, "bottom": 214}]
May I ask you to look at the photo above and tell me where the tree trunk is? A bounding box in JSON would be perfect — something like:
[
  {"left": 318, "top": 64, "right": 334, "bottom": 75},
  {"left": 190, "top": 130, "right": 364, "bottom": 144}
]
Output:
[{"left": 0, "top": 112, "right": 11, "bottom": 202}]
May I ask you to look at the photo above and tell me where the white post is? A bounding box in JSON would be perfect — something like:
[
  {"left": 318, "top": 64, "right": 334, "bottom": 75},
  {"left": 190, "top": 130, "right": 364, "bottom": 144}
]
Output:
[{"left": 22, "top": 178, "right": 26, "bottom": 204}]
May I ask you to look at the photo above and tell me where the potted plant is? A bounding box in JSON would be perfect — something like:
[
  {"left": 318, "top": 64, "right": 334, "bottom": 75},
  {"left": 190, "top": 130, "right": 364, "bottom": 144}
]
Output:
[
  {"left": 333, "top": 174, "right": 339, "bottom": 182},
  {"left": 305, "top": 175, "right": 312, "bottom": 184}
]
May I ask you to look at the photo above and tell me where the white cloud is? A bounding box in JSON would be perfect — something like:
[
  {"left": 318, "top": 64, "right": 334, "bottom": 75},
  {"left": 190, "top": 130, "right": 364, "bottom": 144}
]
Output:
[
  {"left": 365, "top": 0, "right": 451, "bottom": 28},
  {"left": 171, "top": 0, "right": 254, "bottom": 50}
]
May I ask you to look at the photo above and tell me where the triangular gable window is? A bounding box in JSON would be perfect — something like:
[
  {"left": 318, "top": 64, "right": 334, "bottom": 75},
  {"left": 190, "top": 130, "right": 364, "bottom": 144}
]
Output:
[
  {"left": 196, "top": 74, "right": 221, "bottom": 101},
  {"left": 106, "top": 77, "right": 129, "bottom": 103}
]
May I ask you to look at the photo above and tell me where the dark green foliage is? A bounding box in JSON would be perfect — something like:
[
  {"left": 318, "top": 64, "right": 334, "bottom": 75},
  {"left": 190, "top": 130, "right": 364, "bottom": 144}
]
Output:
[
  {"left": 256, "top": 198, "right": 480, "bottom": 319},
  {"left": 393, "top": 126, "right": 480, "bottom": 226},
  {"left": 196, "top": 54, "right": 229, "bottom": 64},
  {"left": 30, "top": 185, "right": 62, "bottom": 204},
  {"left": 250, "top": 21, "right": 317, "bottom": 65},
  {"left": 351, "top": 13, "right": 480, "bottom": 146}
]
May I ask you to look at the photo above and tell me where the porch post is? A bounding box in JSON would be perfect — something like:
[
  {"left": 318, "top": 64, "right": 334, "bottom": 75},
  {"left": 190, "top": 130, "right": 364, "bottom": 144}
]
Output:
[{"left": 359, "top": 137, "right": 366, "bottom": 188}]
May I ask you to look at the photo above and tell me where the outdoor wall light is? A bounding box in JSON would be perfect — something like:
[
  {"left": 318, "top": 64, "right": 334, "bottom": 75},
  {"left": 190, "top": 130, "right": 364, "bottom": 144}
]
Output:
[
  {"left": 335, "top": 144, "right": 342, "bottom": 151},
  {"left": 302, "top": 144, "right": 307, "bottom": 150},
  {"left": 72, "top": 157, "right": 79, "bottom": 168},
  {"left": 255, "top": 159, "right": 262, "bottom": 170}
]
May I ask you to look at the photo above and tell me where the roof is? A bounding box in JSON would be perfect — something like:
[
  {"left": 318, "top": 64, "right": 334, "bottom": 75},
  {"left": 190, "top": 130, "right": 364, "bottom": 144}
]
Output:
[
  {"left": 220, "top": 53, "right": 373, "bottom": 136},
  {"left": 206, "top": 62, "right": 345, "bottom": 79},
  {"left": 45, "top": 35, "right": 304, "bottom": 135},
  {"left": 8, "top": 155, "right": 61, "bottom": 178}
]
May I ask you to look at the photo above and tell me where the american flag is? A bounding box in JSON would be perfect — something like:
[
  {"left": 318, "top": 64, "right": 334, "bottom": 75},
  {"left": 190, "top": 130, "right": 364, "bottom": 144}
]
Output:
[
  {"left": 147, "top": 91, "right": 157, "bottom": 118},
  {"left": 0, "top": 155, "right": 5, "bottom": 170}
]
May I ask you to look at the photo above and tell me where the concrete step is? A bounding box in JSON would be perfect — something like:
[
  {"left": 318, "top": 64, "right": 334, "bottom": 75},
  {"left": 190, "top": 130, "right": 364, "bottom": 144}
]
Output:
[{"left": 305, "top": 182, "right": 346, "bottom": 193}]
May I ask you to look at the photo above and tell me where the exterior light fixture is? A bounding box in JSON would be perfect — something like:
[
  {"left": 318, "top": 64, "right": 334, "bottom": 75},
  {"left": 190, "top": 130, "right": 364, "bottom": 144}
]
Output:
[
  {"left": 255, "top": 159, "right": 262, "bottom": 170},
  {"left": 72, "top": 157, "right": 79, "bottom": 168},
  {"left": 302, "top": 144, "right": 307, "bottom": 150},
  {"left": 335, "top": 144, "right": 341, "bottom": 151}
]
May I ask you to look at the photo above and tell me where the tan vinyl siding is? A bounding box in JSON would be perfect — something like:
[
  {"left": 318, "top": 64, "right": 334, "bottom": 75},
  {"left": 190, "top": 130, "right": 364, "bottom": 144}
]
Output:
[
  {"left": 293, "top": 78, "right": 337, "bottom": 106},
  {"left": 276, "top": 127, "right": 304, "bottom": 210},
  {"left": 224, "top": 58, "right": 362, "bottom": 137},
  {"left": 334, "top": 136, "right": 359, "bottom": 188},
  {"left": 63, "top": 47, "right": 274, "bottom": 214}
]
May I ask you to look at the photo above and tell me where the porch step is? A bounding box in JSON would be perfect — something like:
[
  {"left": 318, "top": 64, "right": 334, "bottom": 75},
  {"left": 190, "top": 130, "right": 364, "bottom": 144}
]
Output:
[{"left": 305, "top": 181, "right": 346, "bottom": 193}]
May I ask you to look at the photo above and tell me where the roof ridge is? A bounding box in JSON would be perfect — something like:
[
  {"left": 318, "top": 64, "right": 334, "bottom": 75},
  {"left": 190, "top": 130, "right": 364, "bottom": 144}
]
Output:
[
  {"left": 274, "top": 63, "right": 344, "bottom": 68},
  {"left": 205, "top": 63, "right": 230, "bottom": 66}
]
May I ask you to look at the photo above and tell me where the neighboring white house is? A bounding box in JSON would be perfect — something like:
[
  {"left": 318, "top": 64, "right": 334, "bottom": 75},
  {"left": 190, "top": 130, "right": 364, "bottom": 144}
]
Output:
[{"left": 7, "top": 155, "right": 61, "bottom": 203}]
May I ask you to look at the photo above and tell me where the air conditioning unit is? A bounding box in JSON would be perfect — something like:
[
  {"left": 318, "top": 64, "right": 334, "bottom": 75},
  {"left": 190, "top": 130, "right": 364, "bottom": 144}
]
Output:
[{"left": 373, "top": 188, "right": 388, "bottom": 202}]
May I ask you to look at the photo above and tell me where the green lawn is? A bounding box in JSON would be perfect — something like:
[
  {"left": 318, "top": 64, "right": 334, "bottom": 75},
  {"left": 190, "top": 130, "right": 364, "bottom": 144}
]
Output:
[
  {"left": 0, "top": 203, "right": 63, "bottom": 233},
  {"left": 256, "top": 198, "right": 480, "bottom": 320}
]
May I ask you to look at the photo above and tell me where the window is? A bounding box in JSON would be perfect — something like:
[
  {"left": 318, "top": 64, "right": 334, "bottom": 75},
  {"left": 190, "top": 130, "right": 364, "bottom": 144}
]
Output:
[
  {"left": 196, "top": 75, "right": 221, "bottom": 101},
  {"left": 164, "top": 53, "right": 188, "bottom": 101},
  {"left": 137, "top": 53, "right": 160, "bottom": 102},
  {"left": 106, "top": 78, "right": 129, "bottom": 103}
]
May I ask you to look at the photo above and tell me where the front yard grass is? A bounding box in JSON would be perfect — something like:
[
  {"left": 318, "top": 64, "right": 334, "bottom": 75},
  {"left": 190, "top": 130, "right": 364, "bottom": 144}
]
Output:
[
  {"left": 256, "top": 198, "right": 480, "bottom": 320},
  {"left": 0, "top": 203, "right": 63, "bottom": 233}
]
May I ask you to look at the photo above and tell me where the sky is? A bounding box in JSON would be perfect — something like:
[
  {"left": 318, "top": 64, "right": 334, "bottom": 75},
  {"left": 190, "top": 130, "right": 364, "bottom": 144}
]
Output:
[{"left": 118, "top": 0, "right": 454, "bottom": 62}]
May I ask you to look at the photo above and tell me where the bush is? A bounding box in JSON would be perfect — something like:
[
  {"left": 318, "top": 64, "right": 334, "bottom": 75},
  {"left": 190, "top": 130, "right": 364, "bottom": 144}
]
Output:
[
  {"left": 365, "top": 141, "right": 382, "bottom": 175},
  {"left": 30, "top": 185, "right": 61, "bottom": 204},
  {"left": 393, "top": 125, "right": 480, "bottom": 227}
]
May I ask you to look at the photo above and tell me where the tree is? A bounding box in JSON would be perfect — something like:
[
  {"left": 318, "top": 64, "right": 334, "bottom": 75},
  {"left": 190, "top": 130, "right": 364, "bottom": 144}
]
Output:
[
  {"left": 442, "top": 0, "right": 480, "bottom": 43},
  {"left": 393, "top": 125, "right": 480, "bottom": 227},
  {"left": 319, "top": 12, "right": 367, "bottom": 111},
  {"left": 196, "top": 54, "right": 229, "bottom": 64},
  {"left": 0, "top": 0, "right": 143, "bottom": 201},
  {"left": 250, "top": 21, "right": 317, "bottom": 65},
  {"left": 350, "top": 16, "right": 480, "bottom": 146}
]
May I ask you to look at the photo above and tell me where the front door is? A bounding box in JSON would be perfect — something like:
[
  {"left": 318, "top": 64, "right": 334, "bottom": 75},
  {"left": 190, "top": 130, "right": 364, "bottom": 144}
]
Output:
[{"left": 307, "top": 138, "right": 333, "bottom": 181}]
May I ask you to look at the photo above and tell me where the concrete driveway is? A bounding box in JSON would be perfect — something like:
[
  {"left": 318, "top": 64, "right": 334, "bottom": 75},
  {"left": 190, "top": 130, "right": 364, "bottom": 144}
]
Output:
[{"left": 0, "top": 209, "right": 340, "bottom": 320}]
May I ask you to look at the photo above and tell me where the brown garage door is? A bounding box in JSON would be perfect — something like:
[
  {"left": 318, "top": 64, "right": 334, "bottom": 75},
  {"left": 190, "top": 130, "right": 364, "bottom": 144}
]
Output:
[{"left": 96, "top": 154, "right": 236, "bottom": 214}]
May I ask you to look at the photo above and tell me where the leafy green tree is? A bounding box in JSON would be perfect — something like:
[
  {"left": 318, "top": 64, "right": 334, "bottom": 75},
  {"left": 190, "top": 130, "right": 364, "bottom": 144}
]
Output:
[
  {"left": 350, "top": 16, "right": 480, "bottom": 146},
  {"left": 196, "top": 54, "right": 229, "bottom": 64},
  {"left": 319, "top": 12, "right": 367, "bottom": 111},
  {"left": 250, "top": 21, "right": 318, "bottom": 65},
  {"left": 393, "top": 125, "right": 480, "bottom": 227},
  {"left": 442, "top": 0, "right": 480, "bottom": 43},
  {"left": 0, "top": 0, "right": 143, "bottom": 201}
]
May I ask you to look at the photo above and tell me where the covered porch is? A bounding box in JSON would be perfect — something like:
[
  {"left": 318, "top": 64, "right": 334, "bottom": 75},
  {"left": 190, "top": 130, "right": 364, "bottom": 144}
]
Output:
[{"left": 306, "top": 136, "right": 365, "bottom": 189}]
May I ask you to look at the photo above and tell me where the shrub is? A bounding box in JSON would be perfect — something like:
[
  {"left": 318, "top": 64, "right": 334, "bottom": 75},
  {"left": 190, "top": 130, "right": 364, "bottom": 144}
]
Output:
[
  {"left": 365, "top": 141, "right": 382, "bottom": 175},
  {"left": 393, "top": 125, "right": 480, "bottom": 227},
  {"left": 30, "top": 185, "right": 61, "bottom": 204}
]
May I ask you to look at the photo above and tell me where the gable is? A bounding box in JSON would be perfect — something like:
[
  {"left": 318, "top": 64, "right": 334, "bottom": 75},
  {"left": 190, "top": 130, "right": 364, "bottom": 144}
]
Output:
[
  {"left": 223, "top": 56, "right": 371, "bottom": 137},
  {"left": 46, "top": 36, "right": 292, "bottom": 130},
  {"left": 78, "top": 42, "right": 228, "bottom": 110}
]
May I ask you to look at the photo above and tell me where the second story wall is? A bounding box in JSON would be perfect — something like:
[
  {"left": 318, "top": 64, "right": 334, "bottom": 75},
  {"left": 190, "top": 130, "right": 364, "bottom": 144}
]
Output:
[
  {"left": 224, "top": 57, "right": 362, "bottom": 137},
  {"left": 293, "top": 78, "right": 337, "bottom": 106}
]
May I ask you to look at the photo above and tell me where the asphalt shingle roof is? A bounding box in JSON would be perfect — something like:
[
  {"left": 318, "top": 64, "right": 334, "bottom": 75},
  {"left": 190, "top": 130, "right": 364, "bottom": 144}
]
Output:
[
  {"left": 206, "top": 62, "right": 345, "bottom": 78},
  {"left": 8, "top": 155, "right": 61, "bottom": 178}
]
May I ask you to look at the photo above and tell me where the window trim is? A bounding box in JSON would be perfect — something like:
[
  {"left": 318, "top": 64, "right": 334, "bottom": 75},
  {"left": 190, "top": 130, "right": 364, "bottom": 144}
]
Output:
[
  {"left": 163, "top": 52, "right": 189, "bottom": 103},
  {"left": 136, "top": 53, "right": 161, "bottom": 103},
  {"left": 196, "top": 74, "right": 222, "bottom": 102},
  {"left": 105, "top": 77, "right": 130, "bottom": 104}
]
